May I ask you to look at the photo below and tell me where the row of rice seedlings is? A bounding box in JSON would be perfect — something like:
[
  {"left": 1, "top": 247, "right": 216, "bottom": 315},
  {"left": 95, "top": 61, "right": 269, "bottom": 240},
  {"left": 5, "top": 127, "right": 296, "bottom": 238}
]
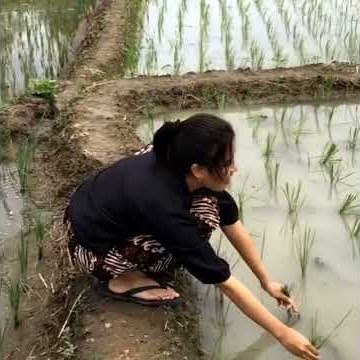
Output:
[
  {"left": 144, "top": 37, "right": 158, "bottom": 76},
  {"left": 296, "top": 225, "right": 315, "bottom": 277},
  {"left": 2, "top": 278, "right": 21, "bottom": 328},
  {"left": 310, "top": 309, "right": 352, "bottom": 350},
  {"left": 339, "top": 193, "right": 359, "bottom": 216},
  {"left": 199, "top": 0, "right": 211, "bottom": 73},
  {"left": 17, "top": 137, "right": 36, "bottom": 194},
  {"left": 282, "top": 181, "right": 306, "bottom": 215}
]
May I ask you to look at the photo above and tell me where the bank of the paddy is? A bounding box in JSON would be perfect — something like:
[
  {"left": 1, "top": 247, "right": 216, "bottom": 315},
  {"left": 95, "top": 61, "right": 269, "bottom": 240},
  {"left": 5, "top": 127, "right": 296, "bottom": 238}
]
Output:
[{"left": 1, "top": 0, "right": 359, "bottom": 359}]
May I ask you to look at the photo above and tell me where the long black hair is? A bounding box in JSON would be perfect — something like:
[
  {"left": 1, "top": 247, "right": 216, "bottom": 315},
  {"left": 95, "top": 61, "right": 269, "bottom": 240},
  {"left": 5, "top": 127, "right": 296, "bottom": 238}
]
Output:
[{"left": 153, "top": 113, "right": 235, "bottom": 179}]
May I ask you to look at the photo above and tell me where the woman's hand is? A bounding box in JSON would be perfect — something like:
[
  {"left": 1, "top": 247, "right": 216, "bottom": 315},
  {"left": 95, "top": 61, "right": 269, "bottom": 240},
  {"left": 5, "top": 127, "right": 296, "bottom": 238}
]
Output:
[
  {"left": 262, "top": 280, "right": 298, "bottom": 312},
  {"left": 278, "top": 327, "right": 320, "bottom": 360}
]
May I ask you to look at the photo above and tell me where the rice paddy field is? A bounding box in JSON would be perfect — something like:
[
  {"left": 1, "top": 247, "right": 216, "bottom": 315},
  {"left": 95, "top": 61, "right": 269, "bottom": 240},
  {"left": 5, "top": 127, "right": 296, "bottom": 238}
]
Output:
[
  {"left": 0, "top": 0, "right": 359, "bottom": 358},
  {"left": 0, "top": 0, "right": 96, "bottom": 106},
  {"left": 138, "top": 101, "right": 360, "bottom": 359},
  {"left": 128, "top": 0, "right": 360, "bottom": 76}
]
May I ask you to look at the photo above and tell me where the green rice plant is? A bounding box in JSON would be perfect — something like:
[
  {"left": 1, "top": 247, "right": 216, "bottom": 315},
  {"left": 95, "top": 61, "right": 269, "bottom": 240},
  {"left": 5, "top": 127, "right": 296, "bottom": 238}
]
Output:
[
  {"left": 199, "top": 0, "right": 210, "bottom": 73},
  {"left": 319, "top": 142, "right": 339, "bottom": 166},
  {"left": 29, "top": 79, "right": 59, "bottom": 100},
  {"left": 18, "top": 230, "right": 29, "bottom": 281},
  {"left": 0, "top": 323, "right": 5, "bottom": 360},
  {"left": 296, "top": 225, "right": 315, "bottom": 277},
  {"left": 216, "top": 93, "right": 228, "bottom": 111},
  {"left": 17, "top": 136, "right": 36, "bottom": 194},
  {"left": 347, "top": 126, "right": 359, "bottom": 151},
  {"left": 250, "top": 41, "right": 265, "bottom": 70},
  {"left": 310, "top": 309, "right": 353, "bottom": 349},
  {"left": 339, "top": 193, "right": 360, "bottom": 215},
  {"left": 265, "top": 159, "right": 280, "bottom": 196},
  {"left": 173, "top": 39, "right": 182, "bottom": 76},
  {"left": 3, "top": 278, "right": 21, "bottom": 328},
  {"left": 350, "top": 216, "right": 360, "bottom": 239},
  {"left": 145, "top": 37, "right": 158, "bottom": 76},
  {"left": 35, "top": 212, "right": 45, "bottom": 261},
  {"left": 0, "top": 127, "right": 11, "bottom": 163},
  {"left": 282, "top": 181, "right": 306, "bottom": 215},
  {"left": 262, "top": 133, "right": 276, "bottom": 162}
]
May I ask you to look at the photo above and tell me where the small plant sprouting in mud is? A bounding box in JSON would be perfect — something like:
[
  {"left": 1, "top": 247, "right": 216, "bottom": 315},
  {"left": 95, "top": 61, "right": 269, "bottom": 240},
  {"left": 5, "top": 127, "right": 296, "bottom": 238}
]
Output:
[
  {"left": 3, "top": 277, "right": 21, "bottom": 328},
  {"left": 262, "top": 133, "right": 276, "bottom": 162},
  {"left": 309, "top": 308, "right": 353, "bottom": 350},
  {"left": 296, "top": 225, "right": 315, "bottom": 277},
  {"left": 325, "top": 161, "right": 354, "bottom": 197},
  {"left": 350, "top": 216, "right": 360, "bottom": 240},
  {"left": 282, "top": 181, "right": 306, "bottom": 215},
  {"left": 319, "top": 142, "right": 339, "bottom": 166},
  {"left": 250, "top": 40, "right": 265, "bottom": 70},
  {"left": 339, "top": 193, "right": 360, "bottom": 216},
  {"left": 35, "top": 212, "right": 45, "bottom": 261},
  {"left": 18, "top": 230, "right": 29, "bottom": 282}
]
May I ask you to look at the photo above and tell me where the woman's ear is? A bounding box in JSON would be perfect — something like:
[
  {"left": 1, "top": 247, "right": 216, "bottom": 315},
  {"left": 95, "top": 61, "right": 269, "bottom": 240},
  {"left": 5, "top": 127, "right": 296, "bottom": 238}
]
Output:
[{"left": 190, "top": 163, "right": 205, "bottom": 182}]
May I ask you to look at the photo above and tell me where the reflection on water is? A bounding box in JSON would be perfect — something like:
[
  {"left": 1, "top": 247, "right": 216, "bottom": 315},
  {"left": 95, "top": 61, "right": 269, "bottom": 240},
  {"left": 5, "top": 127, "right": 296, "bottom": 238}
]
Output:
[
  {"left": 137, "top": 101, "right": 360, "bottom": 360},
  {"left": 0, "top": 0, "right": 96, "bottom": 106}
]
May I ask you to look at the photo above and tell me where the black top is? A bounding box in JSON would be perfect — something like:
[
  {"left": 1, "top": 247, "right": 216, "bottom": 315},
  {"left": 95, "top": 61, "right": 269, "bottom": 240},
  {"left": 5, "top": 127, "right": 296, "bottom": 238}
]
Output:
[{"left": 67, "top": 151, "right": 238, "bottom": 284}]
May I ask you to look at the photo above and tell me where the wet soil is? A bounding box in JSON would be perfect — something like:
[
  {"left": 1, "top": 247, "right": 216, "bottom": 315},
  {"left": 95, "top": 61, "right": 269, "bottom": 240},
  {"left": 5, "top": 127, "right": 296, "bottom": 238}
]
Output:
[{"left": 1, "top": 0, "right": 359, "bottom": 359}]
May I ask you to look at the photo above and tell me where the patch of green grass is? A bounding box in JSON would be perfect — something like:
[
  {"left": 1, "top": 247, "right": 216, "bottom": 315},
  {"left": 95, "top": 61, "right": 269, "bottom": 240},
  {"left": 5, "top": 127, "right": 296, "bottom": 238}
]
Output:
[{"left": 29, "top": 79, "right": 59, "bottom": 100}]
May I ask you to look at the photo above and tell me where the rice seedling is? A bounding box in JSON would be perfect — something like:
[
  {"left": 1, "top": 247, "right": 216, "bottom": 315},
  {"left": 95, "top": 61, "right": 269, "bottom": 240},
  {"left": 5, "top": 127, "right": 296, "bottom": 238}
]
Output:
[
  {"left": 325, "top": 161, "right": 354, "bottom": 197},
  {"left": 282, "top": 181, "right": 306, "bottom": 215},
  {"left": 18, "top": 230, "right": 29, "bottom": 281},
  {"left": 319, "top": 142, "right": 339, "bottom": 166},
  {"left": 0, "top": 323, "right": 5, "bottom": 360},
  {"left": 3, "top": 277, "right": 21, "bottom": 328},
  {"left": 250, "top": 40, "right": 265, "bottom": 70},
  {"left": 296, "top": 225, "right": 315, "bottom": 277},
  {"left": 339, "top": 193, "right": 360, "bottom": 215},
  {"left": 17, "top": 136, "right": 36, "bottom": 194},
  {"left": 0, "top": 127, "right": 11, "bottom": 163},
  {"left": 350, "top": 216, "right": 360, "bottom": 239},
  {"left": 262, "top": 133, "right": 276, "bottom": 162},
  {"left": 281, "top": 283, "right": 300, "bottom": 319},
  {"left": 347, "top": 126, "right": 359, "bottom": 151},
  {"left": 264, "top": 159, "right": 280, "bottom": 196},
  {"left": 310, "top": 308, "right": 353, "bottom": 349},
  {"left": 35, "top": 212, "right": 45, "bottom": 261},
  {"left": 145, "top": 37, "right": 158, "bottom": 76},
  {"left": 173, "top": 39, "right": 182, "bottom": 76},
  {"left": 260, "top": 228, "right": 266, "bottom": 260}
]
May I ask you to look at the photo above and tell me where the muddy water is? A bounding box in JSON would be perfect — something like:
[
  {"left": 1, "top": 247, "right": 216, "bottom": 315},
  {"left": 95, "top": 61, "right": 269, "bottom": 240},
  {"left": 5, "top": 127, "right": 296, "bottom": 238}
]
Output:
[
  {"left": 0, "top": 0, "right": 96, "bottom": 106},
  {"left": 130, "top": 0, "right": 360, "bottom": 76},
  {"left": 137, "top": 101, "right": 360, "bottom": 359},
  {"left": 0, "top": 163, "right": 24, "bottom": 328}
]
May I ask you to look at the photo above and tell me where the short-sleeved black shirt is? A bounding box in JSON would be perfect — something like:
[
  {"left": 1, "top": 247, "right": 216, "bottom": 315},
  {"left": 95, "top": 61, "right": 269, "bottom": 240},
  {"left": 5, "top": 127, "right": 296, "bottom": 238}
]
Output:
[{"left": 67, "top": 151, "right": 238, "bottom": 284}]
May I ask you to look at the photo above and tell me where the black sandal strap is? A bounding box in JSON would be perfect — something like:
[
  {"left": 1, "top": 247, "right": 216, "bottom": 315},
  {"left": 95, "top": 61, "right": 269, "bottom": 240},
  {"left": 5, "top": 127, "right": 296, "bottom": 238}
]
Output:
[{"left": 120, "top": 284, "right": 167, "bottom": 297}]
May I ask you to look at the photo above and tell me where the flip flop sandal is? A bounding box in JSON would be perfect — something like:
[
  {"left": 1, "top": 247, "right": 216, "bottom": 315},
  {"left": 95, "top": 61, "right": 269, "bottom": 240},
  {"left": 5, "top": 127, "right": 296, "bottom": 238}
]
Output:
[{"left": 98, "top": 280, "right": 181, "bottom": 307}]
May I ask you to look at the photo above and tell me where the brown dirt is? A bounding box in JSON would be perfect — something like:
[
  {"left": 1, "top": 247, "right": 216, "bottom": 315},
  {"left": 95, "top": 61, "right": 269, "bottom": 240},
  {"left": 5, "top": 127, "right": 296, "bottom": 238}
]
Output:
[{"left": 1, "top": 0, "right": 359, "bottom": 359}]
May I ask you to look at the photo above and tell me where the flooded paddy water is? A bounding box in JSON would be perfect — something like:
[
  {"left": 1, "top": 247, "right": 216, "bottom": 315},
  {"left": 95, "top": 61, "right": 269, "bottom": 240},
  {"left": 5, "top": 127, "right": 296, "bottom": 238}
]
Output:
[
  {"left": 128, "top": 0, "right": 360, "bottom": 76},
  {"left": 0, "top": 0, "right": 96, "bottom": 105},
  {"left": 138, "top": 101, "right": 360, "bottom": 359}
]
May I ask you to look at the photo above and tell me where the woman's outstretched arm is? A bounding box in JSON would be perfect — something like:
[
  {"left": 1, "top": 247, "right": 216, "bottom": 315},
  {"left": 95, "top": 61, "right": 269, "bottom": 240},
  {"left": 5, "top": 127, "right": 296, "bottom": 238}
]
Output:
[
  {"left": 218, "top": 276, "right": 320, "bottom": 360},
  {"left": 222, "top": 220, "right": 295, "bottom": 309}
]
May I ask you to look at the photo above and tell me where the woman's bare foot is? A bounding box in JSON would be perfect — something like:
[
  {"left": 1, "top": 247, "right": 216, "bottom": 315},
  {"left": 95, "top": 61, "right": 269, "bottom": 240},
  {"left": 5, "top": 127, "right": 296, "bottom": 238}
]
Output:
[{"left": 108, "top": 271, "right": 179, "bottom": 301}]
